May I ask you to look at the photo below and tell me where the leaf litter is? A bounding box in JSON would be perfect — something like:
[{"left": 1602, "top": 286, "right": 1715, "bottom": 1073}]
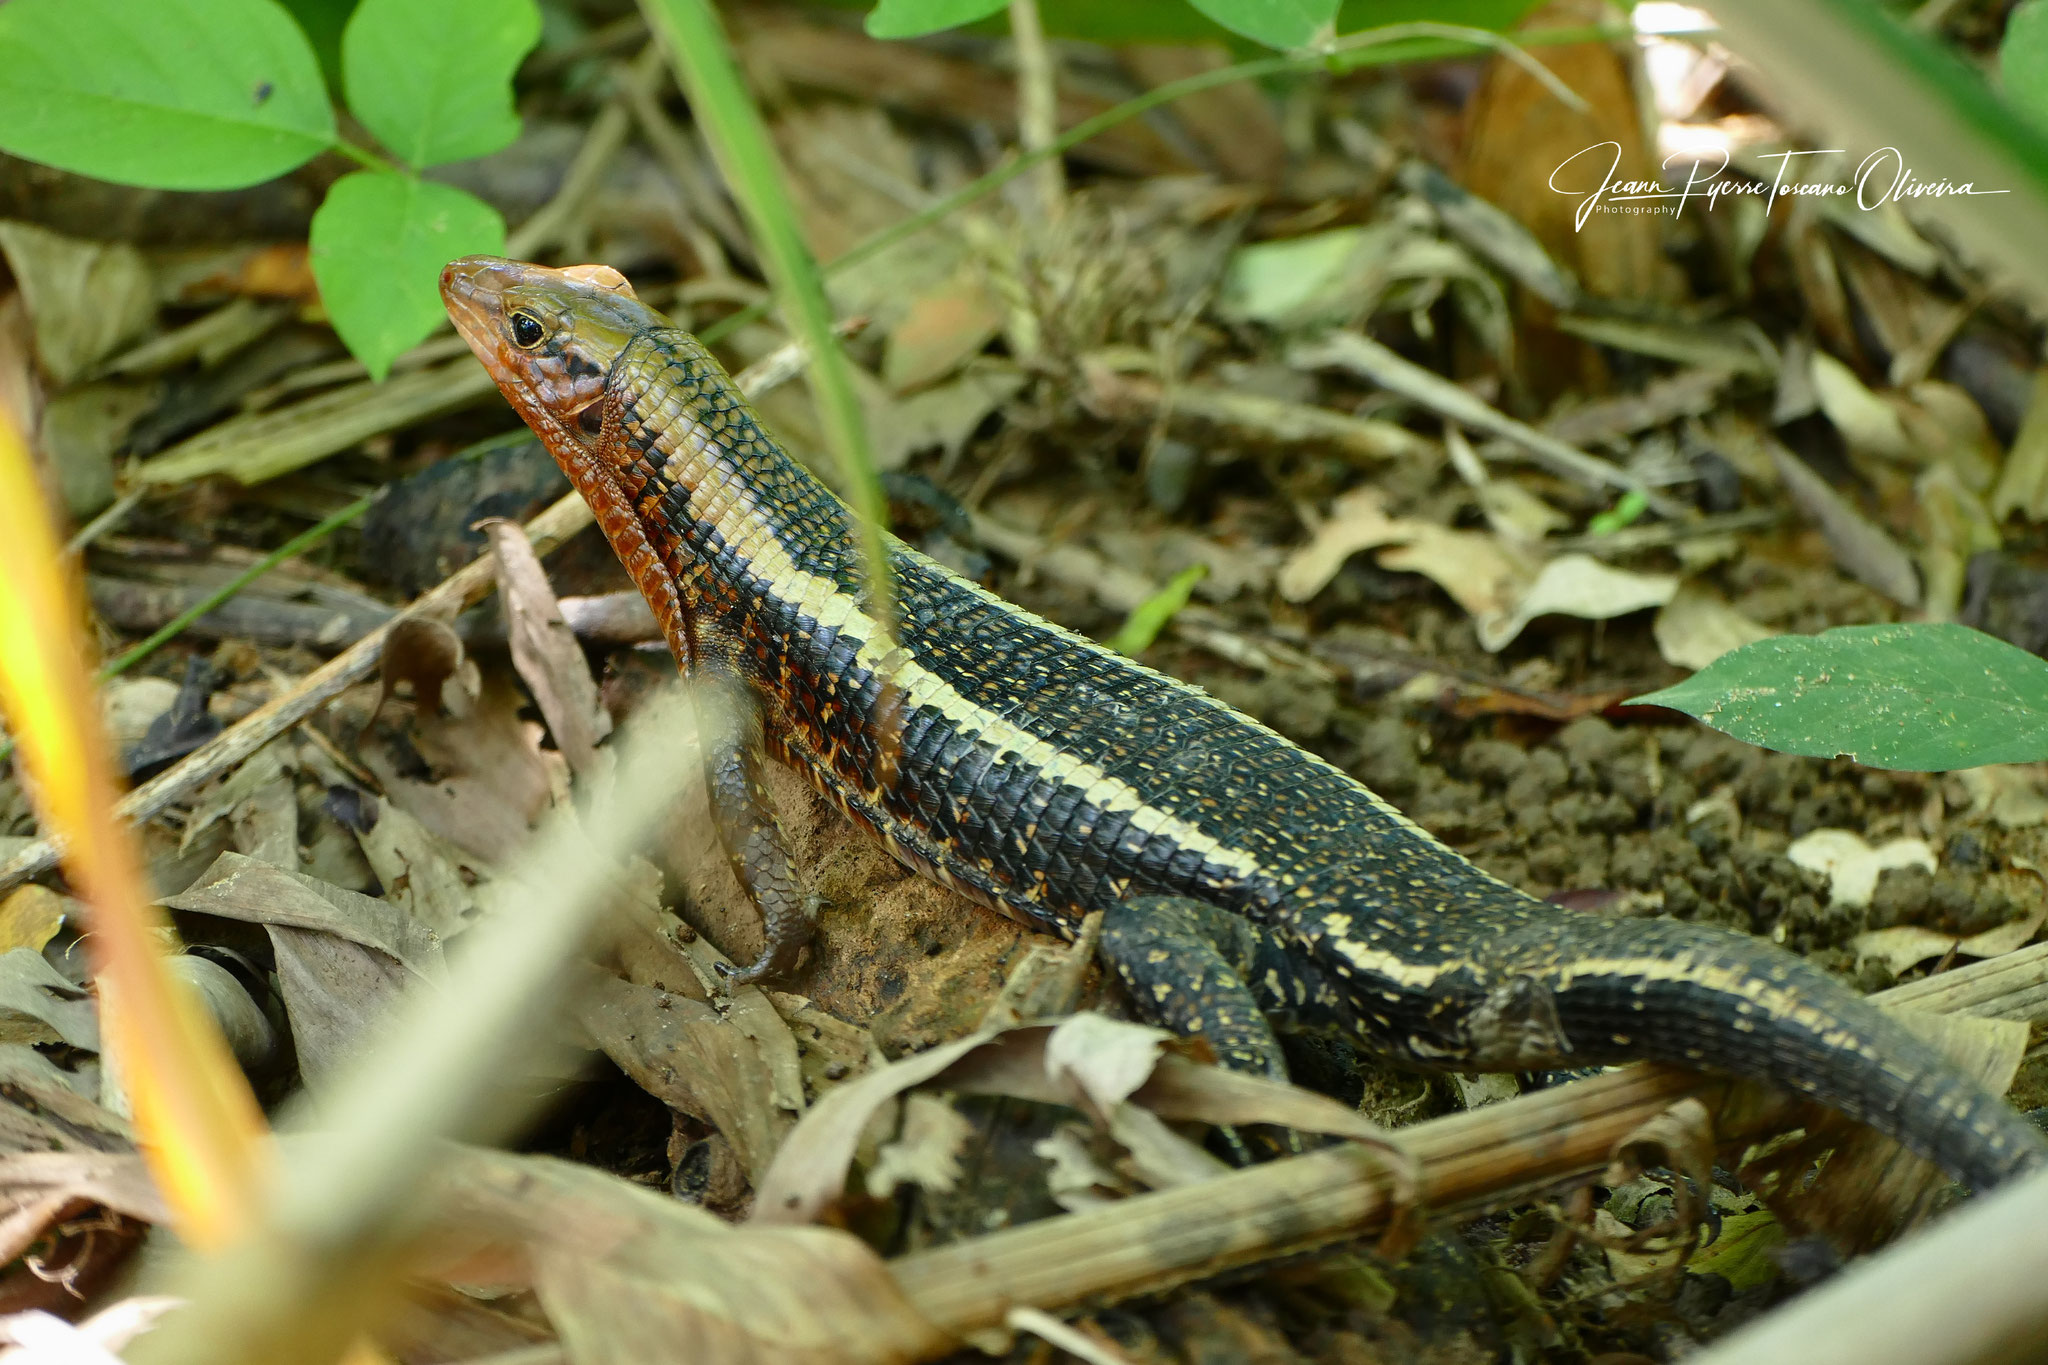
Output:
[{"left": 8, "top": 3, "right": 2048, "bottom": 1360}]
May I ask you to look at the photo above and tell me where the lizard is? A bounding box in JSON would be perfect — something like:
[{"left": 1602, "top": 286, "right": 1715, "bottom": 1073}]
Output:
[{"left": 441, "top": 254, "right": 2048, "bottom": 1193}]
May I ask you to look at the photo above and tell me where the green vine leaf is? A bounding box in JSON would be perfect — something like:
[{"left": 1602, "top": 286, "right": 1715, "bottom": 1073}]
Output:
[
  {"left": 310, "top": 171, "right": 506, "bottom": 380},
  {"left": 0, "top": 0, "right": 334, "bottom": 190},
  {"left": 1184, "top": 0, "right": 1339, "bottom": 49},
  {"left": 865, "top": 0, "right": 1009, "bottom": 39},
  {"left": 342, "top": 0, "right": 540, "bottom": 169}
]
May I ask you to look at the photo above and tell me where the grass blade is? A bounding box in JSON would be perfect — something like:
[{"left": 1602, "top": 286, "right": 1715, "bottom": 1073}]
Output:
[
  {"left": 638, "top": 0, "right": 897, "bottom": 640},
  {"left": 0, "top": 410, "right": 269, "bottom": 1248}
]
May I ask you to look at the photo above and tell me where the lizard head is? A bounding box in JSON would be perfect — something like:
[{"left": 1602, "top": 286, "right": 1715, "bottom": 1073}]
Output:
[{"left": 441, "top": 255, "right": 657, "bottom": 453}]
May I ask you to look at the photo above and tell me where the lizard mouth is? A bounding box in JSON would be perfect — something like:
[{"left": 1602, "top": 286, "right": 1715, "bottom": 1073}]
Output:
[{"left": 439, "top": 255, "right": 518, "bottom": 358}]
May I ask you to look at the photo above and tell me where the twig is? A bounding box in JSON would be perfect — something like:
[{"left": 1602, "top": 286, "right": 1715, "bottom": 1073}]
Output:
[
  {"left": 889, "top": 948, "right": 2048, "bottom": 1333},
  {"left": 1081, "top": 364, "right": 1431, "bottom": 464},
  {"left": 65, "top": 487, "right": 146, "bottom": 555},
  {"left": 98, "top": 495, "right": 373, "bottom": 680},
  {"left": 1289, "top": 331, "right": 1687, "bottom": 516},
  {"left": 695, "top": 20, "right": 1634, "bottom": 349},
  {"left": 894, "top": 1063, "right": 1715, "bottom": 1333},
  {"left": 0, "top": 338, "right": 817, "bottom": 893},
  {"left": 505, "top": 46, "right": 662, "bottom": 261},
  {"left": 1007, "top": 0, "right": 1064, "bottom": 217},
  {"left": 0, "top": 492, "right": 596, "bottom": 894}
]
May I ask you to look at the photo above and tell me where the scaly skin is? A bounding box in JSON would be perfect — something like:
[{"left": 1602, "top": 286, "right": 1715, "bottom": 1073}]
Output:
[{"left": 443, "top": 255, "right": 2048, "bottom": 1191}]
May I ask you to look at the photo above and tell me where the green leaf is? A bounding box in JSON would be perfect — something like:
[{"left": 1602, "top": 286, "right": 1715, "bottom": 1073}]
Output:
[
  {"left": 2002, "top": 1, "right": 2048, "bottom": 127},
  {"left": 0, "top": 0, "right": 334, "bottom": 190},
  {"left": 281, "top": 0, "right": 360, "bottom": 93},
  {"left": 1184, "top": 0, "right": 1339, "bottom": 49},
  {"left": 310, "top": 171, "right": 505, "bottom": 379},
  {"left": 342, "top": 0, "right": 539, "bottom": 168},
  {"left": 866, "top": 0, "right": 1009, "bottom": 39},
  {"left": 1624, "top": 623, "right": 2048, "bottom": 772},
  {"left": 1109, "top": 564, "right": 1208, "bottom": 656},
  {"left": 1339, "top": 0, "right": 1540, "bottom": 29}
]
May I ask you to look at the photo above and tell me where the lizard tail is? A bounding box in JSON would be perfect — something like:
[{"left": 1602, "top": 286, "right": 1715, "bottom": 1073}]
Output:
[{"left": 1531, "top": 916, "right": 2046, "bottom": 1191}]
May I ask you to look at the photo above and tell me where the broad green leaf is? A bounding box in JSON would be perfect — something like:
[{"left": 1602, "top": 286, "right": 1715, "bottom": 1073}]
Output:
[
  {"left": 0, "top": 0, "right": 334, "bottom": 190},
  {"left": 1185, "top": 0, "right": 1339, "bottom": 49},
  {"left": 281, "top": 0, "right": 360, "bottom": 93},
  {"left": 1625, "top": 623, "right": 2048, "bottom": 772},
  {"left": 2002, "top": 1, "right": 2048, "bottom": 127},
  {"left": 1339, "top": 0, "right": 1540, "bottom": 28},
  {"left": 866, "top": 0, "right": 1008, "bottom": 39},
  {"left": 342, "top": 0, "right": 540, "bottom": 168},
  {"left": 310, "top": 171, "right": 505, "bottom": 379}
]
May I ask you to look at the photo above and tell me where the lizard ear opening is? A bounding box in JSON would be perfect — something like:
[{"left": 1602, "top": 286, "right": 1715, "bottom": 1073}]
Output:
[{"left": 574, "top": 398, "right": 605, "bottom": 437}]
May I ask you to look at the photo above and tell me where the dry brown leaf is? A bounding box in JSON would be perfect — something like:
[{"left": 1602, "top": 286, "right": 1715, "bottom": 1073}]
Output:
[
  {"left": 866, "top": 1092, "right": 973, "bottom": 1200},
  {"left": 0, "top": 950, "right": 97, "bottom": 1051},
  {"left": 481, "top": 518, "right": 611, "bottom": 781},
  {"left": 1652, "top": 585, "right": 1773, "bottom": 672},
  {"left": 1951, "top": 765, "right": 2048, "bottom": 828},
  {"left": 167, "top": 852, "right": 445, "bottom": 973},
  {"left": 101, "top": 676, "right": 180, "bottom": 755},
  {"left": 1852, "top": 910, "right": 2047, "bottom": 977},
  {"left": 360, "top": 670, "right": 553, "bottom": 867},
  {"left": 349, "top": 796, "right": 481, "bottom": 934},
  {"left": 1476, "top": 553, "right": 1677, "bottom": 652},
  {"left": 1915, "top": 462, "right": 2001, "bottom": 623},
  {"left": 869, "top": 362, "right": 1025, "bottom": 471},
  {"left": 1279, "top": 485, "right": 1525, "bottom": 617},
  {"left": 1460, "top": 0, "right": 1667, "bottom": 396},
  {"left": 1786, "top": 829, "right": 1936, "bottom": 909},
  {"left": 426, "top": 1149, "right": 951, "bottom": 1364},
  {"left": 753, "top": 1025, "right": 997, "bottom": 1227},
  {"left": 181, "top": 738, "right": 295, "bottom": 863},
  {"left": 573, "top": 969, "right": 795, "bottom": 1185},
  {"left": 754, "top": 1016, "right": 1417, "bottom": 1230},
  {"left": 1276, "top": 485, "right": 1409, "bottom": 601},
  {"left": 0, "top": 221, "right": 156, "bottom": 384},
  {"left": 376, "top": 615, "right": 477, "bottom": 720},
  {"left": 164, "top": 852, "right": 447, "bottom": 1086},
  {"left": 1991, "top": 368, "right": 2048, "bottom": 522},
  {"left": 1810, "top": 350, "right": 1913, "bottom": 462},
  {"left": 0, "top": 886, "right": 66, "bottom": 955},
  {"left": 883, "top": 278, "right": 1005, "bottom": 393},
  {"left": 1768, "top": 440, "right": 1922, "bottom": 607},
  {"left": 0, "top": 1151, "right": 164, "bottom": 1266}
]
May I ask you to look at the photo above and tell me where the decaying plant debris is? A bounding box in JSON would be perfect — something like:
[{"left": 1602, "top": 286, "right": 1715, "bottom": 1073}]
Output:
[{"left": 6, "top": 1, "right": 2048, "bottom": 1362}]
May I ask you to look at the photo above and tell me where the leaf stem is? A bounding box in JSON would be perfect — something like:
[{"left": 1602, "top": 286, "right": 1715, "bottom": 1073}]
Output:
[
  {"left": 640, "top": 0, "right": 898, "bottom": 644},
  {"left": 697, "top": 20, "right": 1634, "bottom": 347},
  {"left": 332, "top": 137, "right": 400, "bottom": 174}
]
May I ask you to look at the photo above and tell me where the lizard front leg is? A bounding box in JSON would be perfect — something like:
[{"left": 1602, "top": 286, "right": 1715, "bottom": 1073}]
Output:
[{"left": 703, "top": 689, "right": 819, "bottom": 986}]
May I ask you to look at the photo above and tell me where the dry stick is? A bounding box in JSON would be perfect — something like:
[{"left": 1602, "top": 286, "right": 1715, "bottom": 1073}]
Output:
[
  {"left": 1007, "top": 0, "right": 1064, "bottom": 216},
  {"left": 1288, "top": 330, "right": 1687, "bottom": 517},
  {"left": 895, "top": 1063, "right": 1713, "bottom": 1334},
  {"left": 887, "top": 947, "right": 2048, "bottom": 1336},
  {"left": 504, "top": 45, "right": 663, "bottom": 261},
  {"left": 0, "top": 493, "right": 595, "bottom": 894},
  {"left": 0, "top": 340, "right": 815, "bottom": 893}
]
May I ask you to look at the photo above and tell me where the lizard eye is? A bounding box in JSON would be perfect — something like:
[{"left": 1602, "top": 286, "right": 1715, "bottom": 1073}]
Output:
[{"left": 509, "top": 311, "right": 546, "bottom": 349}]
